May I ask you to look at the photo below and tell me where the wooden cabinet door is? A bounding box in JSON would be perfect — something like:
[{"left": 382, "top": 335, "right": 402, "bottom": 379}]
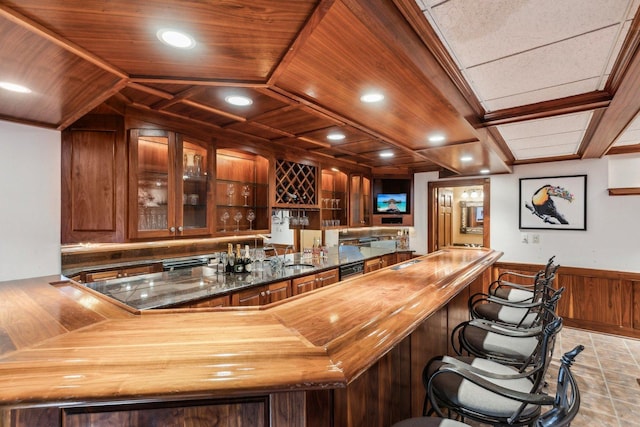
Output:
[
  {"left": 397, "top": 252, "right": 412, "bottom": 263},
  {"left": 381, "top": 253, "right": 396, "bottom": 268},
  {"left": 189, "top": 295, "right": 231, "bottom": 308},
  {"left": 292, "top": 275, "right": 316, "bottom": 296},
  {"left": 365, "top": 258, "right": 381, "bottom": 274},
  {"left": 61, "top": 115, "right": 126, "bottom": 243},
  {"left": 316, "top": 268, "right": 339, "bottom": 288},
  {"left": 265, "top": 280, "right": 291, "bottom": 303},
  {"left": 231, "top": 286, "right": 265, "bottom": 306}
]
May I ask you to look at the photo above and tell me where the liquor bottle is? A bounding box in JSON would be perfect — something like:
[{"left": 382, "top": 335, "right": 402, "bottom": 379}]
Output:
[
  {"left": 243, "top": 244, "right": 253, "bottom": 272},
  {"left": 225, "top": 243, "right": 235, "bottom": 274},
  {"left": 234, "top": 244, "right": 245, "bottom": 273}
]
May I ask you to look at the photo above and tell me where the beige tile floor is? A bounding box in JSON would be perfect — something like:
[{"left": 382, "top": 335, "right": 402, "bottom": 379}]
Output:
[
  {"left": 548, "top": 327, "right": 640, "bottom": 427},
  {"left": 458, "top": 327, "right": 640, "bottom": 427}
]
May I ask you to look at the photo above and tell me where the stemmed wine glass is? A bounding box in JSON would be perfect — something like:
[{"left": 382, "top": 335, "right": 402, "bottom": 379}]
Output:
[
  {"left": 234, "top": 211, "right": 243, "bottom": 231},
  {"left": 226, "top": 183, "right": 235, "bottom": 206},
  {"left": 241, "top": 185, "right": 250, "bottom": 206},
  {"left": 220, "top": 210, "right": 230, "bottom": 232},
  {"left": 254, "top": 248, "right": 265, "bottom": 272},
  {"left": 246, "top": 210, "right": 255, "bottom": 230}
]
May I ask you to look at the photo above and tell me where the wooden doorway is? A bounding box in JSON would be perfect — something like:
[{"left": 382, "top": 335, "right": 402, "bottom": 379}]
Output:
[{"left": 428, "top": 178, "right": 490, "bottom": 252}]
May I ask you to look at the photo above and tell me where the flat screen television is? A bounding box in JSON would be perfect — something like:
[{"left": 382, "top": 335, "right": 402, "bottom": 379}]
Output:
[{"left": 375, "top": 193, "right": 408, "bottom": 214}]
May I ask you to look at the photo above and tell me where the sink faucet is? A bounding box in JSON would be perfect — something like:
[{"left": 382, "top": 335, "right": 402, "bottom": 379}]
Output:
[{"left": 282, "top": 245, "right": 294, "bottom": 264}]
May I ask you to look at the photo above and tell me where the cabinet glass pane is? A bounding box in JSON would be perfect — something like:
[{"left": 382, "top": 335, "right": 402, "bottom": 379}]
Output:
[
  {"left": 137, "top": 135, "right": 169, "bottom": 231},
  {"left": 182, "top": 140, "right": 208, "bottom": 230}
]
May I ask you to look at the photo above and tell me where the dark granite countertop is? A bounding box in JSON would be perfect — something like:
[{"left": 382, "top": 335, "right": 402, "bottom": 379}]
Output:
[{"left": 84, "top": 246, "right": 398, "bottom": 310}]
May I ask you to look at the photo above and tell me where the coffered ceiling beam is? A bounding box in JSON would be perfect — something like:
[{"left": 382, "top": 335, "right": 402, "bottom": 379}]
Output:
[{"left": 481, "top": 91, "right": 612, "bottom": 127}]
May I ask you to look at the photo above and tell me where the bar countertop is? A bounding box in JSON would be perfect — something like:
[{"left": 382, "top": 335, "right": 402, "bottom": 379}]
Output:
[{"left": 0, "top": 247, "right": 501, "bottom": 407}]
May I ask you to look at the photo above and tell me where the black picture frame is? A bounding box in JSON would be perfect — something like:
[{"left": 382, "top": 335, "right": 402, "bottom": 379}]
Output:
[{"left": 519, "top": 174, "right": 587, "bottom": 230}]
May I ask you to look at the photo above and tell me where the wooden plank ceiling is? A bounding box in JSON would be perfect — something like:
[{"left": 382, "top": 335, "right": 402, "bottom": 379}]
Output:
[{"left": 1, "top": 0, "right": 640, "bottom": 176}]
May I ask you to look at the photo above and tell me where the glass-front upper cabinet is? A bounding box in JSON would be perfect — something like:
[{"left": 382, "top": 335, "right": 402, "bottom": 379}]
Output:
[
  {"left": 215, "top": 149, "right": 269, "bottom": 234},
  {"left": 129, "top": 129, "right": 212, "bottom": 239},
  {"left": 349, "top": 174, "right": 371, "bottom": 227}
]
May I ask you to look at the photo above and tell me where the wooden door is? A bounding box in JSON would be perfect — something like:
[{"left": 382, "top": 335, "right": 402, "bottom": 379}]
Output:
[{"left": 437, "top": 189, "right": 453, "bottom": 250}]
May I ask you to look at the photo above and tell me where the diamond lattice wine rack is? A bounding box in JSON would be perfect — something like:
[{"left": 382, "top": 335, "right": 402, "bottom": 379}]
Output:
[{"left": 275, "top": 159, "right": 317, "bottom": 206}]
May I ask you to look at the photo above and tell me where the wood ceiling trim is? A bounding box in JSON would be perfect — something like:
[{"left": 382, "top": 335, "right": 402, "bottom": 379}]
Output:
[
  {"left": 129, "top": 77, "right": 269, "bottom": 88},
  {"left": 268, "top": 85, "right": 436, "bottom": 165},
  {"left": 58, "top": 79, "right": 130, "bottom": 130},
  {"left": 582, "top": 43, "right": 640, "bottom": 158},
  {"left": 150, "top": 86, "right": 206, "bottom": 111},
  {"left": 126, "top": 83, "right": 174, "bottom": 100},
  {"left": 512, "top": 154, "right": 581, "bottom": 165},
  {"left": 227, "top": 120, "right": 295, "bottom": 139},
  {"left": 608, "top": 143, "right": 640, "bottom": 155},
  {"left": 576, "top": 108, "right": 606, "bottom": 157},
  {"left": 180, "top": 99, "right": 247, "bottom": 123},
  {"left": 391, "top": 0, "right": 485, "bottom": 119},
  {"left": 0, "top": 4, "right": 127, "bottom": 80},
  {"left": 268, "top": 0, "right": 337, "bottom": 86},
  {"left": 605, "top": 5, "right": 640, "bottom": 94},
  {"left": 485, "top": 127, "right": 515, "bottom": 165},
  {"left": 482, "top": 91, "right": 612, "bottom": 127}
]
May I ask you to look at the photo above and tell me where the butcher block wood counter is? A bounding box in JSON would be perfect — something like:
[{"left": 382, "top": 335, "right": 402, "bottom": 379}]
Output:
[{"left": 0, "top": 248, "right": 501, "bottom": 427}]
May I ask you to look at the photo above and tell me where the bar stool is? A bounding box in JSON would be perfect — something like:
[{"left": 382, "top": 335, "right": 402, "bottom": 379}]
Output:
[{"left": 392, "top": 418, "right": 469, "bottom": 426}]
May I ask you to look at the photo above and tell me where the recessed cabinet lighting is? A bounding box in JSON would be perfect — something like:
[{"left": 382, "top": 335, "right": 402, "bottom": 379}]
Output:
[
  {"left": 360, "top": 92, "right": 385, "bottom": 103},
  {"left": 0, "top": 82, "right": 31, "bottom": 93},
  {"left": 460, "top": 155, "right": 473, "bottom": 162},
  {"left": 480, "top": 168, "right": 490, "bottom": 174},
  {"left": 380, "top": 151, "right": 394, "bottom": 158},
  {"left": 327, "top": 132, "right": 345, "bottom": 141},
  {"left": 156, "top": 29, "right": 196, "bottom": 49},
  {"left": 224, "top": 95, "right": 253, "bottom": 106}
]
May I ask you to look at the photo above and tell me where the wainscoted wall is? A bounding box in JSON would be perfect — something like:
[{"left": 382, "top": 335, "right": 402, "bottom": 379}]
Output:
[{"left": 493, "top": 262, "right": 640, "bottom": 340}]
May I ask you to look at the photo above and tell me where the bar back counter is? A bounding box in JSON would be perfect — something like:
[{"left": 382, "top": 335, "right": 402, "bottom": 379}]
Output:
[{"left": 0, "top": 247, "right": 501, "bottom": 427}]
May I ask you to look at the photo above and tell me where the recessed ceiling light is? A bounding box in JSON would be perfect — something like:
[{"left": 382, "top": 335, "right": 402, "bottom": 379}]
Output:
[
  {"left": 0, "top": 82, "right": 31, "bottom": 93},
  {"left": 360, "top": 92, "right": 385, "bottom": 103},
  {"left": 225, "top": 95, "right": 253, "bottom": 106},
  {"left": 327, "top": 132, "right": 345, "bottom": 141},
  {"left": 460, "top": 155, "right": 473, "bottom": 162},
  {"left": 480, "top": 168, "right": 490, "bottom": 174},
  {"left": 428, "top": 133, "right": 446, "bottom": 143},
  {"left": 379, "top": 151, "right": 394, "bottom": 158},
  {"left": 331, "top": 167, "right": 340, "bottom": 172},
  {"left": 156, "top": 29, "right": 196, "bottom": 49}
]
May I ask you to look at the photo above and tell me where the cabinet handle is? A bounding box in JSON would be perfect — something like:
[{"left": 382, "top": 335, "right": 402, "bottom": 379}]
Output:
[
  {"left": 266, "top": 290, "right": 271, "bottom": 295},
  {"left": 260, "top": 291, "right": 265, "bottom": 297},
  {"left": 169, "top": 226, "right": 176, "bottom": 233},
  {"left": 178, "top": 226, "right": 183, "bottom": 232}
]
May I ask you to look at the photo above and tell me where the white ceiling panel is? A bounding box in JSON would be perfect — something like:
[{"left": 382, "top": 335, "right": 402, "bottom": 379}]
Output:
[
  {"left": 507, "top": 130, "right": 584, "bottom": 151},
  {"left": 484, "top": 78, "right": 601, "bottom": 111},
  {"left": 497, "top": 112, "right": 591, "bottom": 160},
  {"left": 414, "top": 0, "right": 640, "bottom": 162},
  {"left": 498, "top": 112, "right": 592, "bottom": 140},
  {"left": 613, "top": 113, "right": 640, "bottom": 146},
  {"left": 614, "top": 128, "right": 640, "bottom": 145},
  {"left": 423, "top": 0, "right": 631, "bottom": 68},
  {"left": 465, "top": 26, "right": 619, "bottom": 103},
  {"left": 514, "top": 142, "right": 580, "bottom": 159}
]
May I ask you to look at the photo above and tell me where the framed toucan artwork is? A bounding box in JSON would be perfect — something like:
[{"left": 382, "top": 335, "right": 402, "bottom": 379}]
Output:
[{"left": 519, "top": 174, "right": 587, "bottom": 230}]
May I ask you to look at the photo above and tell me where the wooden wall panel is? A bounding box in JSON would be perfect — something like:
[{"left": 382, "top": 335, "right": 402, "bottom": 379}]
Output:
[
  {"left": 493, "top": 262, "right": 640, "bottom": 339},
  {"left": 632, "top": 280, "right": 640, "bottom": 331}
]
